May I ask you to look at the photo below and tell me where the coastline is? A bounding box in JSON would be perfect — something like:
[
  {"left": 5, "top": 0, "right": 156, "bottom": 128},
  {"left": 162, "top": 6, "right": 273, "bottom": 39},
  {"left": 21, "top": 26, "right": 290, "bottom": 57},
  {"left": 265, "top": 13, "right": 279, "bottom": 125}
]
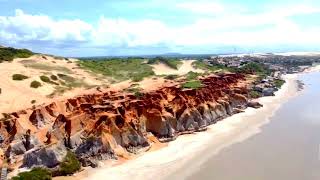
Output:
[
  {"left": 75, "top": 69, "right": 320, "bottom": 179},
  {"left": 69, "top": 67, "right": 320, "bottom": 180},
  {"left": 76, "top": 73, "right": 299, "bottom": 180}
]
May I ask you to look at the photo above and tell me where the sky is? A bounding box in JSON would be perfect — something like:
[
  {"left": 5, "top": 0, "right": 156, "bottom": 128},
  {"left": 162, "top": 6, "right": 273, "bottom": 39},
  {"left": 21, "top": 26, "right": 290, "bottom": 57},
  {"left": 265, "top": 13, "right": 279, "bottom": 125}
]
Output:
[{"left": 0, "top": 0, "right": 320, "bottom": 57}]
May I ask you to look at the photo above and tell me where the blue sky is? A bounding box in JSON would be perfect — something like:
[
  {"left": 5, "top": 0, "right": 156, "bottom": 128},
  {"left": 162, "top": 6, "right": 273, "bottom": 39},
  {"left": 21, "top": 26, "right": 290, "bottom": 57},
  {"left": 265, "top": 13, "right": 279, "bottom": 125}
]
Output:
[{"left": 0, "top": 0, "right": 320, "bottom": 56}]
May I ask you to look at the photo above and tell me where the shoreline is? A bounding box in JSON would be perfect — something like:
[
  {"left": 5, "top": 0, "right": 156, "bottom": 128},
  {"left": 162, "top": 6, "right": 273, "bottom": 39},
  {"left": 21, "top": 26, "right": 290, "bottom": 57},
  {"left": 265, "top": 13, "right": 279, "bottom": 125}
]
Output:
[
  {"left": 79, "top": 74, "right": 299, "bottom": 180},
  {"left": 72, "top": 68, "right": 320, "bottom": 180}
]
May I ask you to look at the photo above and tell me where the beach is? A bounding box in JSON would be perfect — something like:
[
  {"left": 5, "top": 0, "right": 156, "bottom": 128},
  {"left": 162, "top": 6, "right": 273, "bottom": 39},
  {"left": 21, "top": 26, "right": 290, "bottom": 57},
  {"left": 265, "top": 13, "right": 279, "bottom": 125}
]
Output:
[{"left": 75, "top": 68, "right": 314, "bottom": 180}]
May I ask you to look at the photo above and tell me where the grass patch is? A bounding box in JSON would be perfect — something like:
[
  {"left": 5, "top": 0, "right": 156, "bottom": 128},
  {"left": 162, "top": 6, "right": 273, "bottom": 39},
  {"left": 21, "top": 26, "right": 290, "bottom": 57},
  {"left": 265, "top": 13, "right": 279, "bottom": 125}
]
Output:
[
  {"left": 22, "top": 62, "right": 73, "bottom": 73},
  {"left": 186, "top": 71, "right": 201, "bottom": 81},
  {"left": 0, "top": 47, "right": 34, "bottom": 63},
  {"left": 182, "top": 80, "right": 203, "bottom": 89},
  {"left": 58, "top": 151, "right": 81, "bottom": 176},
  {"left": 12, "top": 74, "right": 29, "bottom": 81},
  {"left": 12, "top": 167, "right": 52, "bottom": 180},
  {"left": 30, "top": 81, "right": 42, "bottom": 88},
  {"left": 47, "top": 74, "right": 90, "bottom": 97},
  {"left": 79, "top": 58, "right": 155, "bottom": 82}
]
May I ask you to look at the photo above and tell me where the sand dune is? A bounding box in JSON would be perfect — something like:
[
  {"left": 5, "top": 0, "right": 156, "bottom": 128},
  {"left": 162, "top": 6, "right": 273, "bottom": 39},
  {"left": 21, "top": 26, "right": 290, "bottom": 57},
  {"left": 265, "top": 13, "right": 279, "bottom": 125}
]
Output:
[
  {"left": 151, "top": 60, "right": 204, "bottom": 75},
  {"left": 0, "top": 55, "right": 106, "bottom": 116}
]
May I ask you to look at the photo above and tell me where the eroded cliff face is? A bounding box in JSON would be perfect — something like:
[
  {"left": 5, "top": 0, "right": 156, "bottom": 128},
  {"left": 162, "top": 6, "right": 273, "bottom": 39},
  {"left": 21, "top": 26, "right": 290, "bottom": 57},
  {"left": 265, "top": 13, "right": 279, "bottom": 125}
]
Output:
[{"left": 0, "top": 73, "right": 251, "bottom": 168}]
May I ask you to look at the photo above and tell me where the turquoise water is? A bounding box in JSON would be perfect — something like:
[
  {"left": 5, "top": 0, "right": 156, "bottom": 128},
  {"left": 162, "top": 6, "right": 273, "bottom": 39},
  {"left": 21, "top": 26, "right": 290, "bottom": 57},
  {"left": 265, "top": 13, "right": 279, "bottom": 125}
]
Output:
[{"left": 187, "top": 72, "right": 320, "bottom": 180}]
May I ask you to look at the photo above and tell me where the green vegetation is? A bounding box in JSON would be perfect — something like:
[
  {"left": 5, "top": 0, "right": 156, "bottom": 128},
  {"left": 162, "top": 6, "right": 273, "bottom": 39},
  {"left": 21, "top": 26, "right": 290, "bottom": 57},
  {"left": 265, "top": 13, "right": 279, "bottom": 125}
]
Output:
[
  {"left": 21, "top": 61, "right": 73, "bottom": 73},
  {"left": 192, "top": 60, "right": 231, "bottom": 72},
  {"left": 186, "top": 71, "right": 201, "bottom": 81},
  {"left": 47, "top": 74, "right": 90, "bottom": 97},
  {"left": 12, "top": 74, "right": 29, "bottom": 81},
  {"left": 31, "top": 100, "right": 36, "bottom": 104},
  {"left": 249, "top": 90, "right": 262, "bottom": 98},
  {"left": 148, "top": 57, "right": 182, "bottom": 69},
  {"left": 57, "top": 74, "right": 87, "bottom": 88},
  {"left": 127, "top": 84, "right": 144, "bottom": 97},
  {"left": 57, "top": 73, "right": 75, "bottom": 82},
  {"left": 59, "top": 151, "right": 81, "bottom": 176},
  {"left": 238, "top": 62, "right": 272, "bottom": 78},
  {"left": 40, "top": 75, "right": 50, "bottom": 82},
  {"left": 79, "top": 58, "right": 155, "bottom": 82},
  {"left": 30, "top": 81, "right": 42, "bottom": 88},
  {"left": 125, "top": 85, "right": 144, "bottom": 98},
  {"left": 40, "top": 75, "right": 59, "bottom": 85},
  {"left": 12, "top": 167, "right": 52, "bottom": 180},
  {"left": 0, "top": 47, "right": 34, "bottom": 63},
  {"left": 182, "top": 80, "right": 203, "bottom": 89},
  {"left": 274, "top": 79, "right": 285, "bottom": 88}
]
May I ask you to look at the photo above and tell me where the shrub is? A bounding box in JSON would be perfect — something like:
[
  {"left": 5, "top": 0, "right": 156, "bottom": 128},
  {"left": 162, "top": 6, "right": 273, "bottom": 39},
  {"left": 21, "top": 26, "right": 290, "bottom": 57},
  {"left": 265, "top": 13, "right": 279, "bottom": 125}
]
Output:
[
  {"left": 182, "top": 80, "right": 203, "bottom": 89},
  {"left": 50, "top": 75, "right": 58, "bottom": 81},
  {"left": 0, "top": 47, "right": 34, "bottom": 63},
  {"left": 12, "top": 74, "right": 29, "bottom": 81},
  {"left": 59, "top": 151, "right": 81, "bottom": 175},
  {"left": 12, "top": 167, "right": 52, "bottom": 180},
  {"left": 30, "top": 81, "right": 42, "bottom": 88},
  {"left": 164, "top": 74, "right": 178, "bottom": 80},
  {"left": 132, "top": 75, "right": 144, "bottom": 82},
  {"left": 238, "top": 62, "right": 272, "bottom": 78},
  {"left": 40, "top": 75, "right": 59, "bottom": 85},
  {"left": 249, "top": 90, "right": 262, "bottom": 98},
  {"left": 31, "top": 100, "right": 36, "bottom": 104},
  {"left": 40, "top": 75, "right": 51, "bottom": 82},
  {"left": 57, "top": 74, "right": 75, "bottom": 82},
  {"left": 274, "top": 79, "right": 285, "bottom": 88}
]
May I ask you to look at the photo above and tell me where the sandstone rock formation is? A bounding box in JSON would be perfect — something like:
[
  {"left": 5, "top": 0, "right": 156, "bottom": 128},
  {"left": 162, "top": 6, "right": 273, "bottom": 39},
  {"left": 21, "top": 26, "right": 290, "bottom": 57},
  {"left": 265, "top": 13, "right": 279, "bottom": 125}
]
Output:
[{"left": 0, "top": 73, "right": 252, "bottom": 169}]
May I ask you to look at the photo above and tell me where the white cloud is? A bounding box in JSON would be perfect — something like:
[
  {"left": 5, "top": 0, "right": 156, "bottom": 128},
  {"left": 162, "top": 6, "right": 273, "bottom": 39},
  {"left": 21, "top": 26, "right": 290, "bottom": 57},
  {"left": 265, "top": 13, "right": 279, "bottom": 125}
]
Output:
[
  {"left": 0, "top": 4, "right": 320, "bottom": 55},
  {"left": 0, "top": 9, "right": 92, "bottom": 43},
  {"left": 92, "top": 17, "right": 172, "bottom": 47}
]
